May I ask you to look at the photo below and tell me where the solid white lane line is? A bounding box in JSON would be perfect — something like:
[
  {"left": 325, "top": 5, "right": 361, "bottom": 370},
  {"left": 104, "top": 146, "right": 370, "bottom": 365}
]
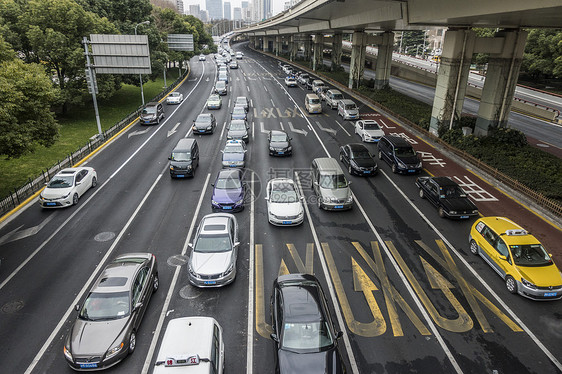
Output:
[
  {"left": 141, "top": 173, "right": 211, "bottom": 374},
  {"left": 279, "top": 122, "right": 284, "bottom": 131},
  {"left": 335, "top": 120, "right": 351, "bottom": 136},
  {"left": 380, "top": 172, "right": 562, "bottom": 372},
  {"left": 25, "top": 172, "right": 164, "bottom": 374},
  {"left": 1, "top": 61, "right": 208, "bottom": 293},
  {"left": 246, "top": 170, "right": 256, "bottom": 374}
]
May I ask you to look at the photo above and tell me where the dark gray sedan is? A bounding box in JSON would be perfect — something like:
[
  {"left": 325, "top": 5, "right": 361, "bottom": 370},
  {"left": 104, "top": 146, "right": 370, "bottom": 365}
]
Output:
[{"left": 64, "top": 253, "right": 158, "bottom": 371}]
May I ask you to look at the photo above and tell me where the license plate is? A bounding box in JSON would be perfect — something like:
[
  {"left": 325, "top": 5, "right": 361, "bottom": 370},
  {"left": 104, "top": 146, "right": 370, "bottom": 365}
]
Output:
[
  {"left": 223, "top": 206, "right": 232, "bottom": 210},
  {"left": 282, "top": 221, "right": 292, "bottom": 225},
  {"left": 334, "top": 205, "right": 344, "bottom": 209},
  {"left": 460, "top": 215, "right": 469, "bottom": 219},
  {"left": 364, "top": 171, "right": 371, "bottom": 174},
  {"left": 544, "top": 292, "right": 557, "bottom": 297},
  {"left": 79, "top": 363, "right": 98, "bottom": 369},
  {"left": 199, "top": 130, "right": 205, "bottom": 133},
  {"left": 204, "top": 281, "right": 217, "bottom": 285},
  {"left": 278, "top": 151, "right": 284, "bottom": 155},
  {"left": 177, "top": 175, "right": 185, "bottom": 178},
  {"left": 408, "top": 169, "right": 416, "bottom": 173},
  {"left": 46, "top": 202, "right": 56, "bottom": 206}
]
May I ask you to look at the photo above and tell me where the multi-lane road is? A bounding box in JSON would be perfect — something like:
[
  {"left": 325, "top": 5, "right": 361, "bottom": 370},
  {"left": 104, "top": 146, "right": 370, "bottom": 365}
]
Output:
[{"left": 0, "top": 41, "right": 561, "bottom": 374}]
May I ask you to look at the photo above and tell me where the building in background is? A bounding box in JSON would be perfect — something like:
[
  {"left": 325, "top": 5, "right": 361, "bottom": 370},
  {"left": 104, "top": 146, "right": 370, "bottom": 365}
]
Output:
[
  {"left": 200, "top": 9, "right": 210, "bottom": 22},
  {"left": 188, "top": 4, "right": 200, "bottom": 16},
  {"left": 206, "top": 0, "right": 223, "bottom": 20},
  {"left": 251, "top": 0, "right": 271, "bottom": 22},
  {"left": 176, "top": 0, "right": 184, "bottom": 14},
  {"left": 224, "top": 1, "right": 231, "bottom": 20},
  {"left": 233, "top": 7, "right": 242, "bottom": 20}
]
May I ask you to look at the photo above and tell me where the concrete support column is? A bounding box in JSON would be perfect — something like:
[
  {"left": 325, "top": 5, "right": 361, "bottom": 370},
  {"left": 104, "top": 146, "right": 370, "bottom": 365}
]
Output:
[
  {"left": 348, "top": 31, "right": 367, "bottom": 89},
  {"left": 313, "top": 33, "right": 324, "bottom": 71},
  {"left": 288, "top": 35, "right": 295, "bottom": 61},
  {"left": 429, "top": 29, "right": 476, "bottom": 136},
  {"left": 303, "top": 35, "right": 312, "bottom": 61},
  {"left": 262, "top": 36, "right": 268, "bottom": 52},
  {"left": 331, "top": 33, "right": 343, "bottom": 68},
  {"left": 249, "top": 36, "right": 255, "bottom": 49},
  {"left": 275, "top": 35, "right": 282, "bottom": 56},
  {"left": 374, "top": 31, "right": 394, "bottom": 89},
  {"left": 475, "top": 29, "right": 528, "bottom": 136}
]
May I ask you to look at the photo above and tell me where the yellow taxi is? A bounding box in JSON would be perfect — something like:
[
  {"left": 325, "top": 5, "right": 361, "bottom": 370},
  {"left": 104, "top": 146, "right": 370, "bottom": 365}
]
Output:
[{"left": 469, "top": 217, "right": 562, "bottom": 300}]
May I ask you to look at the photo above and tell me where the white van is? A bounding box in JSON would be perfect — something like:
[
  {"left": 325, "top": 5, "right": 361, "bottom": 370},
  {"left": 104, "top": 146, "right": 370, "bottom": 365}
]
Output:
[
  {"left": 311, "top": 157, "right": 353, "bottom": 210},
  {"left": 337, "top": 99, "right": 360, "bottom": 120},
  {"left": 305, "top": 93, "right": 322, "bottom": 114},
  {"left": 153, "top": 317, "right": 224, "bottom": 374},
  {"left": 325, "top": 89, "right": 344, "bottom": 109}
]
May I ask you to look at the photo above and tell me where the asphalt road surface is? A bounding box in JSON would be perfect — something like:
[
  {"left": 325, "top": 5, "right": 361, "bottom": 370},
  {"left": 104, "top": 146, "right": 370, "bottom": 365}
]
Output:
[{"left": 0, "top": 42, "right": 561, "bottom": 374}]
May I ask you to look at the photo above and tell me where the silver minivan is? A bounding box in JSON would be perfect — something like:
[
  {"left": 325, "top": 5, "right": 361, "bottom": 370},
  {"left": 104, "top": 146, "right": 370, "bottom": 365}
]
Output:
[
  {"left": 311, "top": 158, "right": 353, "bottom": 210},
  {"left": 325, "top": 89, "right": 344, "bottom": 109},
  {"left": 337, "top": 99, "right": 360, "bottom": 120},
  {"left": 305, "top": 93, "right": 322, "bottom": 114}
]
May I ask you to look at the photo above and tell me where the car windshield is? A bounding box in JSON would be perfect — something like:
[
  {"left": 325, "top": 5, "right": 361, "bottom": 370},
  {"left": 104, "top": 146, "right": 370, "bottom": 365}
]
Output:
[
  {"left": 79, "top": 291, "right": 130, "bottom": 321},
  {"left": 209, "top": 95, "right": 220, "bottom": 101},
  {"left": 233, "top": 107, "right": 245, "bottom": 115},
  {"left": 224, "top": 144, "right": 244, "bottom": 153},
  {"left": 194, "top": 234, "right": 232, "bottom": 253},
  {"left": 333, "top": 94, "right": 343, "bottom": 100},
  {"left": 363, "top": 122, "right": 381, "bottom": 130},
  {"left": 215, "top": 176, "right": 242, "bottom": 189},
  {"left": 441, "top": 186, "right": 466, "bottom": 198},
  {"left": 345, "top": 104, "right": 356, "bottom": 110},
  {"left": 236, "top": 98, "right": 247, "bottom": 105},
  {"left": 309, "top": 98, "right": 320, "bottom": 104},
  {"left": 271, "top": 133, "right": 288, "bottom": 142},
  {"left": 395, "top": 146, "right": 416, "bottom": 157},
  {"left": 216, "top": 82, "right": 226, "bottom": 89},
  {"left": 270, "top": 184, "right": 298, "bottom": 203},
  {"left": 319, "top": 174, "right": 348, "bottom": 189},
  {"left": 196, "top": 115, "right": 212, "bottom": 124},
  {"left": 48, "top": 175, "right": 74, "bottom": 188},
  {"left": 230, "top": 122, "right": 246, "bottom": 131},
  {"left": 170, "top": 92, "right": 180, "bottom": 97},
  {"left": 281, "top": 321, "right": 334, "bottom": 352},
  {"left": 171, "top": 152, "right": 190, "bottom": 161},
  {"left": 352, "top": 151, "right": 371, "bottom": 160},
  {"left": 142, "top": 107, "right": 156, "bottom": 114},
  {"left": 510, "top": 244, "right": 553, "bottom": 267}
]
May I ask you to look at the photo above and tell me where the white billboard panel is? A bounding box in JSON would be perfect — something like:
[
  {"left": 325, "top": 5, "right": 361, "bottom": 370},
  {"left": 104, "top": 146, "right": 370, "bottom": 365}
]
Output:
[
  {"left": 167, "top": 34, "right": 194, "bottom": 51},
  {"left": 90, "top": 34, "right": 151, "bottom": 74}
]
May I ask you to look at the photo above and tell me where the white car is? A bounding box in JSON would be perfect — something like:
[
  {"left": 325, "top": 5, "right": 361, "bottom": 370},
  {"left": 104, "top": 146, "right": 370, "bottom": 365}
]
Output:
[
  {"left": 284, "top": 77, "right": 297, "bottom": 87},
  {"left": 265, "top": 178, "right": 304, "bottom": 226},
  {"left": 199, "top": 54, "right": 206, "bottom": 61},
  {"left": 154, "top": 317, "right": 224, "bottom": 374},
  {"left": 39, "top": 167, "right": 97, "bottom": 208},
  {"left": 166, "top": 91, "right": 183, "bottom": 105},
  {"left": 354, "top": 119, "right": 385, "bottom": 143}
]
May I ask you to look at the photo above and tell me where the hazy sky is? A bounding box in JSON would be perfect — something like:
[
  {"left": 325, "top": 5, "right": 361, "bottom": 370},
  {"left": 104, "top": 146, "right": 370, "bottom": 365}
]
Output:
[{"left": 181, "top": 0, "right": 284, "bottom": 17}]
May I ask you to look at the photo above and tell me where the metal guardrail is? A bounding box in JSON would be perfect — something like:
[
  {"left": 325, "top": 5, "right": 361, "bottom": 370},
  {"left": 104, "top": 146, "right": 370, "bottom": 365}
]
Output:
[
  {"left": 0, "top": 70, "right": 188, "bottom": 217},
  {"left": 257, "top": 47, "right": 562, "bottom": 218}
]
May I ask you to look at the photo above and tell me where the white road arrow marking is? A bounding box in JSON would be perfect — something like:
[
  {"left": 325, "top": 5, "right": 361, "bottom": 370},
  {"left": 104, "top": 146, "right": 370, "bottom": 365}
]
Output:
[
  {"left": 128, "top": 128, "right": 150, "bottom": 138},
  {"left": 0, "top": 215, "right": 55, "bottom": 245},
  {"left": 206, "top": 77, "right": 210, "bottom": 82},
  {"left": 315, "top": 121, "right": 337, "bottom": 135},
  {"left": 288, "top": 121, "right": 308, "bottom": 136},
  {"left": 167, "top": 122, "right": 181, "bottom": 137}
]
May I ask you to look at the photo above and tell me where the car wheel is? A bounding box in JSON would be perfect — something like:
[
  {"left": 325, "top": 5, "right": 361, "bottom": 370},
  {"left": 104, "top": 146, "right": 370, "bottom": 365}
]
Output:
[
  {"left": 91, "top": 177, "right": 97, "bottom": 188},
  {"left": 153, "top": 273, "right": 159, "bottom": 293},
  {"left": 378, "top": 151, "right": 383, "bottom": 160},
  {"left": 348, "top": 165, "right": 353, "bottom": 175},
  {"left": 469, "top": 240, "right": 479, "bottom": 255},
  {"left": 72, "top": 193, "right": 79, "bottom": 205},
  {"left": 505, "top": 276, "right": 517, "bottom": 294},
  {"left": 438, "top": 207, "right": 446, "bottom": 218},
  {"left": 419, "top": 189, "right": 424, "bottom": 199},
  {"left": 391, "top": 163, "right": 397, "bottom": 173},
  {"left": 128, "top": 331, "right": 136, "bottom": 354}
]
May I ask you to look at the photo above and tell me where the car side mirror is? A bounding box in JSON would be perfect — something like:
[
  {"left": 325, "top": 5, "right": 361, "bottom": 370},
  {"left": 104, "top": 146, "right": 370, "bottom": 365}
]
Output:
[
  {"left": 188, "top": 243, "right": 193, "bottom": 248},
  {"left": 498, "top": 255, "right": 507, "bottom": 261},
  {"left": 348, "top": 181, "right": 352, "bottom": 185},
  {"left": 211, "top": 184, "right": 214, "bottom": 187},
  {"left": 234, "top": 241, "right": 240, "bottom": 247},
  {"left": 134, "top": 302, "right": 143, "bottom": 310},
  {"left": 270, "top": 333, "right": 279, "bottom": 342},
  {"left": 75, "top": 182, "right": 82, "bottom": 186},
  {"left": 221, "top": 150, "right": 224, "bottom": 153},
  {"left": 168, "top": 157, "right": 172, "bottom": 160},
  {"left": 336, "top": 331, "right": 343, "bottom": 339},
  {"left": 75, "top": 304, "right": 80, "bottom": 312},
  {"left": 264, "top": 197, "right": 269, "bottom": 201},
  {"left": 289, "top": 138, "right": 293, "bottom": 141},
  {"left": 300, "top": 196, "right": 304, "bottom": 201}
]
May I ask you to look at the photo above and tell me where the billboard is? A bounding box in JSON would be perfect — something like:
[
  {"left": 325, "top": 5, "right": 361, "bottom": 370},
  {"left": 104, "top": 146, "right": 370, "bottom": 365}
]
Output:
[
  {"left": 167, "top": 34, "right": 194, "bottom": 51},
  {"left": 90, "top": 34, "right": 151, "bottom": 74}
]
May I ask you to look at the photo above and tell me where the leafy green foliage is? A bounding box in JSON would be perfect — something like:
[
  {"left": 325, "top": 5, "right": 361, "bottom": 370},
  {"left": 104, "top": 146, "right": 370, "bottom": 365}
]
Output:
[
  {"left": 0, "top": 58, "right": 60, "bottom": 157},
  {"left": 522, "top": 29, "right": 562, "bottom": 79}
]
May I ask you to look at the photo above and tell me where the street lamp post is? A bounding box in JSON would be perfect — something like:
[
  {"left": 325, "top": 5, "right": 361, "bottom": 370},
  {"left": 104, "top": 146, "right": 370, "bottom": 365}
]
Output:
[{"left": 135, "top": 20, "right": 150, "bottom": 106}]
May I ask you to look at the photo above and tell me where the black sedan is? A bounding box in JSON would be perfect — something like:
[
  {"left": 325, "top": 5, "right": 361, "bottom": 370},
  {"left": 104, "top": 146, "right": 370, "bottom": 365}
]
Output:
[
  {"left": 339, "top": 143, "right": 378, "bottom": 176},
  {"left": 64, "top": 253, "right": 158, "bottom": 371},
  {"left": 416, "top": 176, "right": 479, "bottom": 219},
  {"left": 268, "top": 130, "right": 292, "bottom": 156},
  {"left": 192, "top": 113, "right": 217, "bottom": 134},
  {"left": 270, "top": 274, "right": 346, "bottom": 374}
]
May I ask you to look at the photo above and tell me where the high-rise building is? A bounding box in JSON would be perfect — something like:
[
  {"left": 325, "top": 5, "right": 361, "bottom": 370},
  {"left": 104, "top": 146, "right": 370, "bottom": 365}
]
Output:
[
  {"left": 251, "top": 0, "right": 271, "bottom": 21},
  {"left": 189, "top": 4, "right": 200, "bottom": 16},
  {"left": 233, "top": 7, "right": 242, "bottom": 20},
  {"left": 206, "top": 0, "right": 223, "bottom": 20},
  {"left": 264, "top": 0, "right": 271, "bottom": 19},
  {"left": 200, "top": 9, "right": 210, "bottom": 22},
  {"left": 241, "top": 1, "right": 249, "bottom": 9},
  {"left": 224, "top": 2, "right": 231, "bottom": 20},
  {"left": 176, "top": 0, "right": 184, "bottom": 14}
]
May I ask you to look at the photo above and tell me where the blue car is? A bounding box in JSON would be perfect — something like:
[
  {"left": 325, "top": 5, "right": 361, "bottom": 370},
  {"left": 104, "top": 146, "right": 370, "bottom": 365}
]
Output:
[{"left": 211, "top": 169, "right": 246, "bottom": 212}]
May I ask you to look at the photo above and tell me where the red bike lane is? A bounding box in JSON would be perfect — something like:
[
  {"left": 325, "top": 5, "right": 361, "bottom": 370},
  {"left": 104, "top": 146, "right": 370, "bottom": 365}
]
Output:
[{"left": 360, "top": 111, "right": 562, "bottom": 260}]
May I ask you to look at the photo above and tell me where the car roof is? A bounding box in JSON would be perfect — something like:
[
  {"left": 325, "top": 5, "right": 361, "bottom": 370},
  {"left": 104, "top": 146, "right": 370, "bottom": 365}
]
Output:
[
  {"left": 477, "top": 217, "right": 541, "bottom": 245},
  {"left": 359, "top": 119, "right": 379, "bottom": 125},
  {"left": 347, "top": 143, "right": 370, "bottom": 152},
  {"left": 200, "top": 213, "right": 233, "bottom": 234},
  {"left": 430, "top": 176, "right": 458, "bottom": 187},
  {"left": 270, "top": 130, "right": 288, "bottom": 136},
  {"left": 230, "top": 119, "right": 247, "bottom": 125},
  {"left": 57, "top": 168, "right": 80, "bottom": 176},
  {"left": 146, "top": 101, "right": 159, "bottom": 107},
  {"left": 236, "top": 96, "right": 248, "bottom": 101},
  {"left": 276, "top": 274, "right": 324, "bottom": 323},
  {"left": 92, "top": 255, "right": 150, "bottom": 293},
  {"left": 383, "top": 135, "right": 411, "bottom": 147},
  {"left": 340, "top": 99, "right": 355, "bottom": 105},
  {"left": 197, "top": 113, "right": 212, "bottom": 119},
  {"left": 154, "top": 317, "right": 220, "bottom": 374},
  {"left": 328, "top": 89, "right": 342, "bottom": 94}
]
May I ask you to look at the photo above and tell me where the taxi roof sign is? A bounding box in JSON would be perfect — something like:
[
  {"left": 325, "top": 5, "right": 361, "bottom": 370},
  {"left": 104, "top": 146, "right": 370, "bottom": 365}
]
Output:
[
  {"left": 164, "top": 354, "right": 200, "bottom": 367},
  {"left": 505, "top": 229, "right": 528, "bottom": 236}
]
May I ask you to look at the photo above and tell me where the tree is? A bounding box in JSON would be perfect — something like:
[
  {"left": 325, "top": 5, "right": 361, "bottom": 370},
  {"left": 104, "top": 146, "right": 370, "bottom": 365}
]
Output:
[
  {"left": 400, "top": 31, "right": 426, "bottom": 56},
  {"left": 521, "top": 29, "right": 562, "bottom": 79},
  {"left": 0, "top": 36, "right": 60, "bottom": 158}
]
